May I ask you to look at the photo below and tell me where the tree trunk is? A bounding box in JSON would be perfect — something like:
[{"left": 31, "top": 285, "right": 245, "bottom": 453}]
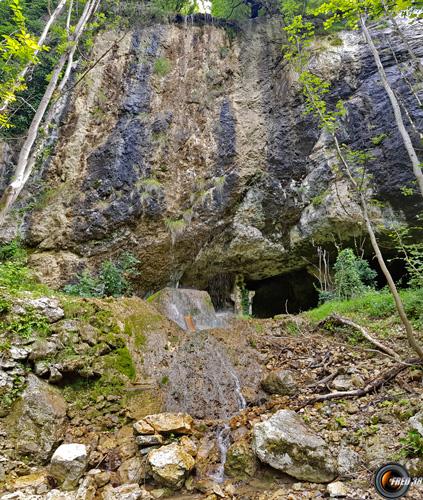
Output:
[
  {"left": 332, "top": 136, "right": 423, "bottom": 360},
  {"left": 0, "top": 0, "right": 68, "bottom": 113},
  {"left": 360, "top": 15, "right": 423, "bottom": 198},
  {"left": 0, "top": 0, "right": 99, "bottom": 224},
  {"left": 381, "top": 0, "right": 423, "bottom": 77}
]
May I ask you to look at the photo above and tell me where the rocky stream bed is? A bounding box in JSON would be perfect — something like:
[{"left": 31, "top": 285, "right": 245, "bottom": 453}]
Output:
[{"left": 0, "top": 288, "right": 422, "bottom": 499}]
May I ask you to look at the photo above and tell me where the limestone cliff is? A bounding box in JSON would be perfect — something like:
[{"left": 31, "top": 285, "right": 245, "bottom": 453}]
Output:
[{"left": 2, "top": 16, "right": 422, "bottom": 299}]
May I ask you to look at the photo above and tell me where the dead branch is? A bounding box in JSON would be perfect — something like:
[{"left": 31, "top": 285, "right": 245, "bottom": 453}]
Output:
[
  {"left": 319, "top": 313, "right": 401, "bottom": 361},
  {"left": 300, "top": 358, "right": 422, "bottom": 407}
]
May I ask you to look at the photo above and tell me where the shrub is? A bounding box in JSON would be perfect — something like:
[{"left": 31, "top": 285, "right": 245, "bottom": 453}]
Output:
[
  {"left": 333, "top": 248, "right": 376, "bottom": 300},
  {"left": 64, "top": 253, "right": 140, "bottom": 298}
]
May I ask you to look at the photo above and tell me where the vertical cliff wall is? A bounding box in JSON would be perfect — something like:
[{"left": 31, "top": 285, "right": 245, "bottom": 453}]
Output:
[{"left": 2, "top": 16, "right": 422, "bottom": 295}]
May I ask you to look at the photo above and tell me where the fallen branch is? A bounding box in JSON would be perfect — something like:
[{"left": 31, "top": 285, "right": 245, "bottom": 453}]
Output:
[
  {"left": 319, "top": 313, "right": 401, "bottom": 361},
  {"left": 299, "top": 358, "right": 422, "bottom": 407}
]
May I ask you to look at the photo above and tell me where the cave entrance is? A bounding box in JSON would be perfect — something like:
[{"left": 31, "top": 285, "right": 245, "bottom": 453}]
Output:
[{"left": 247, "top": 270, "right": 319, "bottom": 318}]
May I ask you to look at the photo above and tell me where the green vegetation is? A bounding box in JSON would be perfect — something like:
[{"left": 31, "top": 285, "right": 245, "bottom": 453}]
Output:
[
  {"left": 1, "top": 308, "right": 50, "bottom": 339},
  {"left": 306, "top": 287, "right": 423, "bottom": 329},
  {"left": 153, "top": 57, "right": 172, "bottom": 77},
  {"left": 0, "top": 240, "right": 48, "bottom": 295},
  {"left": 63, "top": 252, "right": 140, "bottom": 298},
  {"left": 371, "top": 132, "right": 388, "bottom": 146},
  {"left": 400, "top": 429, "right": 423, "bottom": 458},
  {"left": 332, "top": 248, "right": 377, "bottom": 300},
  {"left": 0, "top": 372, "right": 27, "bottom": 411}
]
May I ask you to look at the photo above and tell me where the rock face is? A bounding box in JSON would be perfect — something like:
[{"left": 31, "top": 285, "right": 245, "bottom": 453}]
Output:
[
  {"left": 49, "top": 444, "right": 88, "bottom": 490},
  {"left": 6, "top": 374, "right": 67, "bottom": 463},
  {"left": 147, "top": 442, "right": 195, "bottom": 488},
  {"left": 253, "top": 410, "right": 337, "bottom": 483},
  {"left": 149, "top": 288, "right": 225, "bottom": 330},
  {"left": 2, "top": 17, "right": 422, "bottom": 302}
]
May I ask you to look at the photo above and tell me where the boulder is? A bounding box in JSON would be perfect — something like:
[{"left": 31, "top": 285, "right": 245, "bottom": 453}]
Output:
[
  {"left": 6, "top": 374, "right": 67, "bottom": 462},
  {"left": 50, "top": 443, "right": 88, "bottom": 490},
  {"left": 147, "top": 442, "right": 195, "bottom": 488},
  {"left": 133, "top": 420, "right": 155, "bottom": 435},
  {"left": 253, "top": 410, "right": 337, "bottom": 483},
  {"left": 327, "top": 481, "right": 348, "bottom": 497},
  {"left": 331, "top": 375, "right": 353, "bottom": 391},
  {"left": 9, "top": 347, "right": 30, "bottom": 361},
  {"left": 117, "top": 456, "right": 146, "bottom": 484},
  {"left": 179, "top": 436, "right": 197, "bottom": 457},
  {"left": 144, "top": 413, "right": 193, "bottom": 434},
  {"left": 149, "top": 288, "right": 225, "bottom": 331},
  {"left": 261, "top": 369, "right": 297, "bottom": 396}
]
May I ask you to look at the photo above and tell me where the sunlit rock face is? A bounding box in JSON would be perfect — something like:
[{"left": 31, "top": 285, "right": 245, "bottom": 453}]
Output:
[{"left": 2, "top": 17, "right": 422, "bottom": 293}]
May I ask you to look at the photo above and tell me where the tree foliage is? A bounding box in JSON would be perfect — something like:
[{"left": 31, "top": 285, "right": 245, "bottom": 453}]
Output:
[{"left": 0, "top": 0, "right": 42, "bottom": 128}]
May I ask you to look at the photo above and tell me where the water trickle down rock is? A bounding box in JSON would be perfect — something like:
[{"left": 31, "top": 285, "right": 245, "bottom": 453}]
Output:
[
  {"left": 149, "top": 288, "right": 226, "bottom": 331},
  {"left": 161, "top": 326, "right": 248, "bottom": 483}
]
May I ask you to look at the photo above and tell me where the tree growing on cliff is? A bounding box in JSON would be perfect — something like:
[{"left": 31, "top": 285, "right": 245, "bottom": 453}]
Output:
[
  {"left": 315, "top": 0, "right": 423, "bottom": 198},
  {"left": 0, "top": 0, "right": 102, "bottom": 224},
  {"left": 283, "top": 14, "right": 423, "bottom": 359}
]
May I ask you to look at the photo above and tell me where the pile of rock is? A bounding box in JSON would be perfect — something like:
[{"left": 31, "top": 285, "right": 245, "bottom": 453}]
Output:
[{"left": 133, "top": 413, "right": 197, "bottom": 489}]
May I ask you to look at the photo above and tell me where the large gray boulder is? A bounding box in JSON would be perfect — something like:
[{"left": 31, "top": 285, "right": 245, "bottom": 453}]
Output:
[
  {"left": 253, "top": 410, "right": 337, "bottom": 483},
  {"left": 50, "top": 443, "right": 88, "bottom": 490},
  {"left": 148, "top": 288, "right": 225, "bottom": 331},
  {"left": 6, "top": 374, "right": 67, "bottom": 462}
]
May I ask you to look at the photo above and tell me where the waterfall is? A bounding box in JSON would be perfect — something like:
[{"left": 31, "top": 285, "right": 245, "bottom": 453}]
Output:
[{"left": 209, "top": 349, "right": 247, "bottom": 483}]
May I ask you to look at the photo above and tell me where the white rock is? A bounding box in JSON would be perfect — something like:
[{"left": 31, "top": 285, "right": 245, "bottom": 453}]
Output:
[
  {"left": 9, "top": 347, "right": 29, "bottom": 361},
  {"left": 327, "top": 481, "right": 348, "bottom": 497},
  {"left": 13, "top": 297, "right": 64, "bottom": 323},
  {"left": 147, "top": 442, "right": 195, "bottom": 488},
  {"left": 50, "top": 443, "right": 88, "bottom": 490},
  {"left": 409, "top": 411, "right": 423, "bottom": 437},
  {"left": 253, "top": 410, "right": 337, "bottom": 483}
]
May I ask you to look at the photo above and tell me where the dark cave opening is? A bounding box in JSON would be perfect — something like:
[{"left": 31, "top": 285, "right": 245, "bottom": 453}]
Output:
[{"left": 246, "top": 270, "right": 319, "bottom": 318}]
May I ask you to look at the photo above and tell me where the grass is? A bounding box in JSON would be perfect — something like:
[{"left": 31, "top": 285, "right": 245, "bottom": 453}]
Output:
[{"left": 304, "top": 288, "right": 423, "bottom": 336}]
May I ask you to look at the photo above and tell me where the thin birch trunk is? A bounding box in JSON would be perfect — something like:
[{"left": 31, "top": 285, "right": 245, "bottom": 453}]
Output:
[
  {"left": 302, "top": 77, "right": 423, "bottom": 359},
  {"left": 381, "top": 0, "right": 423, "bottom": 77},
  {"left": 0, "top": 0, "right": 68, "bottom": 113},
  {"left": 360, "top": 15, "right": 423, "bottom": 199},
  {"left": 332, "top": 136, "right": 423, "bottom": 360},
  {"left": 0, "top": 0, "right": 98, "bottom": 223}
]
